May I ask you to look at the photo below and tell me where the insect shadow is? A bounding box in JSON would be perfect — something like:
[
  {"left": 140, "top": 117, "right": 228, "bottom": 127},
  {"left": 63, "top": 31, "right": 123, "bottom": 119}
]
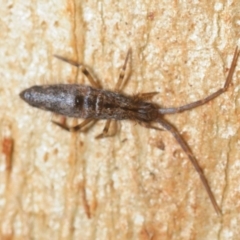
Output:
[{"left": 20, "top": 47, "right": 240, "bottom": 215}]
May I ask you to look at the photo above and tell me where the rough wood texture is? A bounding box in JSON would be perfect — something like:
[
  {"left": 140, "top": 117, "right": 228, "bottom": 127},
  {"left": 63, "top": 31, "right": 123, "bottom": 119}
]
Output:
[{"left": 1, "top": 1, "right": 240, "bottom": 239}]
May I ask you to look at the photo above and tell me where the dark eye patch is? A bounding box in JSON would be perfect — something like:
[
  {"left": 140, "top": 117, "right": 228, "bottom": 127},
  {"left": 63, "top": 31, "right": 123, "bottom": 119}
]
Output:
[{"left": 75, "top": 95, "right": 84, "bottom": 108}]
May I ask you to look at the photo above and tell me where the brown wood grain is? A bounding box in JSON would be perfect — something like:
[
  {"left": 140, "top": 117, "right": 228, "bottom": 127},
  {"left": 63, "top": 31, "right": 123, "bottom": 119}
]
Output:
[{"left": 1, "top": 1, "right": 240, "bottom": 239}]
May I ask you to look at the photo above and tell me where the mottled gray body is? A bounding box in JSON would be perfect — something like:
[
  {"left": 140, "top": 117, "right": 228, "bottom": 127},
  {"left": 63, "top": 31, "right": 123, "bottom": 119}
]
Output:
[
  {"left": 20, "top": 84, "right": 158, "bottom": 122},
  {"left": 19, "top": 47, "right": 240, "bottom": 215}
]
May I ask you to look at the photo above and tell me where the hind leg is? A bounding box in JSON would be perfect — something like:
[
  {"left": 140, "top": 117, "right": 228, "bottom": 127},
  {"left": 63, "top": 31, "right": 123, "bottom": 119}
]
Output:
[
  {"left": 54, "top": 54, "right": 101, "bottom": 88},
  {"left": 52, "top": 118, "right": 96, "bottom": 132}
]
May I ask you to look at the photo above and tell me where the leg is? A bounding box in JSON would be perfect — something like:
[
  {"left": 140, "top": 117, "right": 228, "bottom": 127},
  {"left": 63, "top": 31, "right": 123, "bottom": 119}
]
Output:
[
  {"left": 95, "top": 119, "right": 112, "bottom": 139},
  {"left": 152, "top": 118, "right": 221, "bottom": 215},
  {"left": 54, "top": 54, "right": 101, "bottom": 88},
  {"left": 97, "top": 48, "right": 132, "bottom": 138},
  {"left": 135, "top": 92, "right": 159, "bottom": 101},
  {"left": 52, "top": 118, "right": 95, "bottom": 132},
  {"left": 114, "top": 48, "right": 132, "bottom": 91},
  {"left": 138, "top": 121, "right": 164, "bottom": 131},
  {"left": 159, "top": 47, "right": 239, "bottom": 114}
]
